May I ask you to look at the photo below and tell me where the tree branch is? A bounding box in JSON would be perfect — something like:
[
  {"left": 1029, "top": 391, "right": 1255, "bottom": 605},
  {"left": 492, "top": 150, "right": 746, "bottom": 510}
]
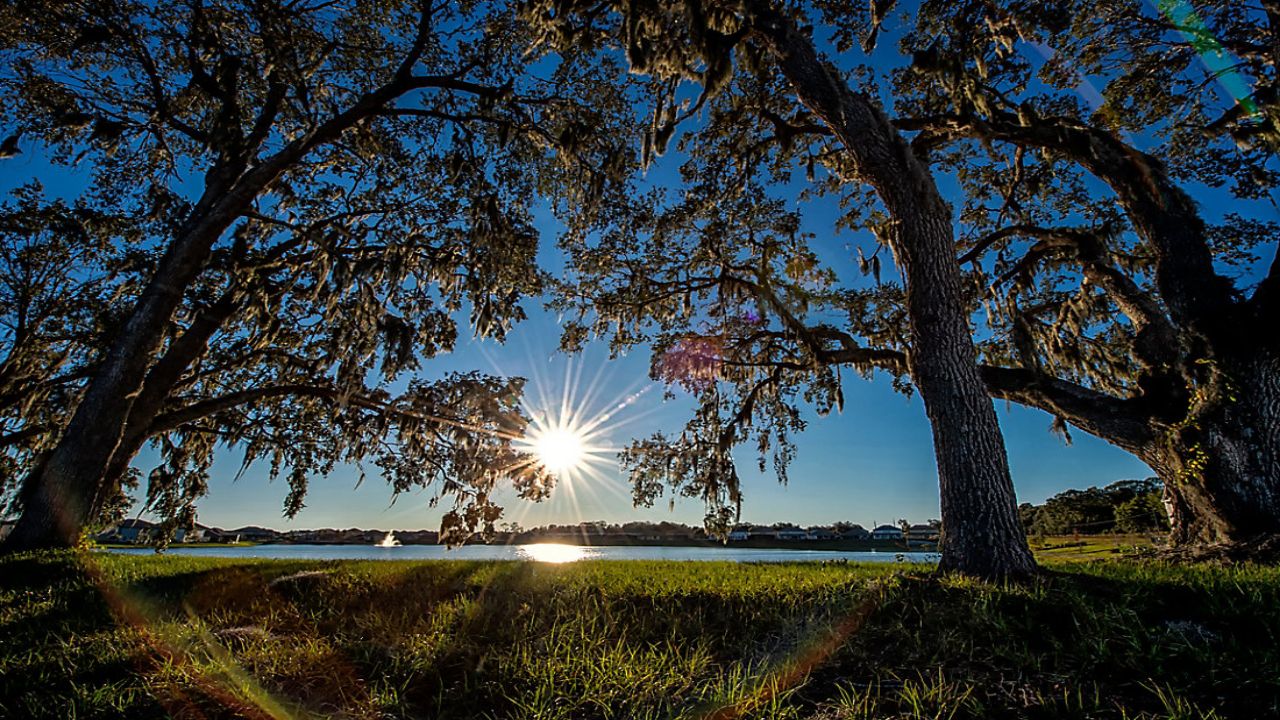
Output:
[{"left": 898, "top": 110, "right": 1239, "bottom": 345}]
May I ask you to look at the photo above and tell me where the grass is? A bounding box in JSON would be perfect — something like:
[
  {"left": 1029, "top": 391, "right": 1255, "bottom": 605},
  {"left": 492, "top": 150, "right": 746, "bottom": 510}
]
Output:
[
  {"left": 1029, "top": 535, "right": 1163, "bottom": 562},
  {"left": 1, "top": 551, "right": 1276, "bottom": 719}
]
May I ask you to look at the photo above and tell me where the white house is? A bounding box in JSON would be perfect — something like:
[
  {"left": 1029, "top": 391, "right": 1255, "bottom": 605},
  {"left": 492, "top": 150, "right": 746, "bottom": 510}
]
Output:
[
  {"left": 907, "top": 524, "right": 940, "bottom": 542},
  {"left": 806, "top": 527, "right": 839, "bottom": 541},
  {"left": 871, "top": 524, "right": 904, "bottom": 541},
  {"left": 775, "top": 527, "right": 808, "bottom": 541},
  {"left": 727, "top": 528, "right": 750, "bottom": 541}
]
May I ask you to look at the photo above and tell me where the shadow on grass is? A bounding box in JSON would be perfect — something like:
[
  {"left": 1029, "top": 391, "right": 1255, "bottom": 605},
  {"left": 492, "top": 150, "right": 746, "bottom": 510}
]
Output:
[
  {"left": 793, "top": 565, "right": 1279, "bottom": 719},
  {"left": 0, "top": 553, "right": 167, "bottom": 717}
]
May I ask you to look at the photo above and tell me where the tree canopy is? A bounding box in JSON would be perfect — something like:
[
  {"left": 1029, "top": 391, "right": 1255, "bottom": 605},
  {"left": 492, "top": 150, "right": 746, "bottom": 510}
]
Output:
[
  {"left": 526, "top": 0, "right": 1039, "bottom": 577},
  {"left": 536, "top": 0, "right": 1280, "bottom": 551},
  {"left": 0, "top": 0, "right": 638, "bottom": 546},
  {"left": 3, "top": 0, "right": 1276, "bottom": 560}
]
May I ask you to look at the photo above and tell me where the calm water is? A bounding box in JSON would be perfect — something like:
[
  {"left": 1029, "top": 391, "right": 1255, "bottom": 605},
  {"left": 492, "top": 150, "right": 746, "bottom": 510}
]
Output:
[{"left": 107, "top": 543, "right": 940, "bottom": 564}]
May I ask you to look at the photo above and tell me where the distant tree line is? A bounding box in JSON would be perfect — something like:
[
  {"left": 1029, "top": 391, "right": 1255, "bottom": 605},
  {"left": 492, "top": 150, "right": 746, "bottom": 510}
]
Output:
[
  {"left": 1019, "top": 479, "right": 1169, "bottom": 536},
  {"left": 504, "top": 520, "right": 705, "bottom": 537},
  {"left": 500, "top": 520, "right": 930, "bottom": 538}
]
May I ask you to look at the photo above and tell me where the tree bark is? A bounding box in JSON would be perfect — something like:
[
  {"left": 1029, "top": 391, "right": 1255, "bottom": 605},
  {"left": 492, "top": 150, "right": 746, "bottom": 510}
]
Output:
[
  {"left": 893, "top": 110, "right": 1280, "bottom": 552},
  {"left": 750, "top": 4, "right": 1036, "bottom": 578},
  {"left": 1142, "top": 352, "right": 1280, "bottom": 546}
]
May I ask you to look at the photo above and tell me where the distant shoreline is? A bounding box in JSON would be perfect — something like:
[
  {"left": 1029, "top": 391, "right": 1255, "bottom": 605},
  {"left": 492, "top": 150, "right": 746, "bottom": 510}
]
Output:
[{"left": 104, "top": 538, "right": 937, "bottom": 552}]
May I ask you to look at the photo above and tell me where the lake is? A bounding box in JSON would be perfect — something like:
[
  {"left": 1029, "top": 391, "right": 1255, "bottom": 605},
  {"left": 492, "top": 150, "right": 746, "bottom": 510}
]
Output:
[{"left": 107, "top": 543, "right": 941, "bottom": 564}]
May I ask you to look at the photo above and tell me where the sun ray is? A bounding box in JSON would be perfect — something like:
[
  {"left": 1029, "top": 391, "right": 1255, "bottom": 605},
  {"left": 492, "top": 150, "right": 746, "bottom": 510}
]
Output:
[{"left": 478, "top": 341, "right": 676, "bottom": 524}]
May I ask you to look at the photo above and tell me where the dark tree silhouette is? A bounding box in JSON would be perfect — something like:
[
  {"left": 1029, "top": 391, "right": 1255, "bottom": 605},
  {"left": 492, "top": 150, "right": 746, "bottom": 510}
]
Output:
[{"left": 0, "top": 0, "right": 635, "bottom": 549}]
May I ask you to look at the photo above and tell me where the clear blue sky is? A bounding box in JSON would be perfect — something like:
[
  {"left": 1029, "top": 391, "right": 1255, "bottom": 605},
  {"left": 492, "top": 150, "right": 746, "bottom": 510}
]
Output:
[{"left": 126, "top": 184, "right": 1154, "bottom": 531}]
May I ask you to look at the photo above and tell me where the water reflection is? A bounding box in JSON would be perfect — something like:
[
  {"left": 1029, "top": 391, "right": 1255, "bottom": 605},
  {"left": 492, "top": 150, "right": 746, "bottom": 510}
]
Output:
[{"left": 517, "top": 543, "right": 592, "bottom": 563}]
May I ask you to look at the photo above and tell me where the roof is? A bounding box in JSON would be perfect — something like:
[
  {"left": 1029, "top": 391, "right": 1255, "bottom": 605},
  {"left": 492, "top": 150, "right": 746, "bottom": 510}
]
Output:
[
  {"left": 117, "top": 518, "right": 157, "bottom": 529},
  {"left": 872, "top": 525, "right": 902, "bottom": 532}
]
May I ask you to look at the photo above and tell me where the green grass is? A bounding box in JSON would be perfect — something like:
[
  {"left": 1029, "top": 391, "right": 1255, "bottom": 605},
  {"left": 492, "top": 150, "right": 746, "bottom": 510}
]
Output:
[
  {"left": 1030, "top": 534, "right": 1163, "bottom": 562},
  {"left": 1, "top": 551, "right": 1276, "bottom": 719}
]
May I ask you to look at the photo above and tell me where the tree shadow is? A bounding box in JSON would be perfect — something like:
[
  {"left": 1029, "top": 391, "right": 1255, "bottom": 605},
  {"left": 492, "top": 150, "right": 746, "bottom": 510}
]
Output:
[
  {"left": 0, "top": 553, "right": 169, "bottom": 717},
  {"left": 793, "top": 565, "right": 1280, "bottom": 719}
]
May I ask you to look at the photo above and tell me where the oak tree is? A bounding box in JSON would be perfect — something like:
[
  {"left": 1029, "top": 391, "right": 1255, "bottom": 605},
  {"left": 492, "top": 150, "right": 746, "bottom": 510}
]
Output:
[
  {"left": 0, "top": 0, "right": 633, "bottom": 548},
  {"left": 878, "top": 0, "right": 1280, "bottom": 549},
  {"left": 529, "top": 0, "right": 1037, "bottom": 578}
]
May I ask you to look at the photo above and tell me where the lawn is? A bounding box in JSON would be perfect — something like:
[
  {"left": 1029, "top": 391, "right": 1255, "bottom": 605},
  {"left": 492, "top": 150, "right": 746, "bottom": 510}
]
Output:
[
  {"left": 1, "top": 551, "right": 1276, "bottom": 719},
  {"left": 1028, "top": 534, "right": 1163, "bottom": 562}
]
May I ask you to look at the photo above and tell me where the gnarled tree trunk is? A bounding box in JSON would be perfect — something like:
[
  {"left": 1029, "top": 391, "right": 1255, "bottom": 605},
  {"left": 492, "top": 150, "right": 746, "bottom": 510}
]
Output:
[
  {"left": 2, "top": 79, "right": 389, "bottom": 551},
  {"left": 1144, "top": 352, "right": 1280, "bottom": 546},
  {"left": 751, "top": 3, "right": 1035, "bottom": 579},
  {"left": 4, "top": 232, "right": 225, "bottom": 550},
  {"left": 926, "top": 111, "right": 1280, "bottom": 556}
]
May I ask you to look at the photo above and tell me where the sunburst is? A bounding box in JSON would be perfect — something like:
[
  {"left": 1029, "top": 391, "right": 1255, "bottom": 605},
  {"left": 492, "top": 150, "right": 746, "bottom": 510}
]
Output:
[
  {"left": 485, "top": 346, "right": 667, "bottom": 523},
  {"left": 517, "top": 399, "right": 612, "bottom": 483}
]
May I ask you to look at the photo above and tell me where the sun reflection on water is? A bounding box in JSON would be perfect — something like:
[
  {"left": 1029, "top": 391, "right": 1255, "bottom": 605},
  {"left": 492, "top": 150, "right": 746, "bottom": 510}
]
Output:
[{"left": 518, "top": 543, "right": 590, "bottom": 563}]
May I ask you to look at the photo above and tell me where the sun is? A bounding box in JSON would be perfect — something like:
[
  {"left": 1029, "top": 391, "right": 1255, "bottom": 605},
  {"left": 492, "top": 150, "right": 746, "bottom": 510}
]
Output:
[
  {"left": 533, "top": 427, "right": 586, "bottom": 475},
  {"left": 488, "top": 350, "right": 661, "bottom": 523}
]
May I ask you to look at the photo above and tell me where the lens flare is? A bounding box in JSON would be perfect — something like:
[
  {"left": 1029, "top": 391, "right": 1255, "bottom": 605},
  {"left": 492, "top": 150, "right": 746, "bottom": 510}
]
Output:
[
  {"left": 515, "top": 402, "right": 613, "bottom": 492},
  {"left": 1157, "top": 0, "right": 1259, "bottom": 116},
  {"left": 475, "top": 346, "right": 670, "bottom": 526}
]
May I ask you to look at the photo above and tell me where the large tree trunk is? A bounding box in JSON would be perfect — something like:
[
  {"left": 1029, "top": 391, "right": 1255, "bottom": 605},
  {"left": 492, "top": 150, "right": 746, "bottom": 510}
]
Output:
[
  {"left": 1144, "top": 352, "right": 1280, "bottom": 547},
  {"left": 1, "top": 58, "right": 452, "bottom": 552},
  {"left": 751, "top": 4, "right": 1035, "bottom": 578},
  {"left": 931, "top": 113, "right": 1280, "bottom": 556}
]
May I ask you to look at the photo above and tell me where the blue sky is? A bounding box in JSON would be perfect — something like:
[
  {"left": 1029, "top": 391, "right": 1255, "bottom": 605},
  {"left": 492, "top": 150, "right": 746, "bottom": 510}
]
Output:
[
  {"left": 123, "top": 304, "right": 1152, "bottom": 532},
  {"left": 118, "top": 175, "right": 1154, "bottom": 532}
]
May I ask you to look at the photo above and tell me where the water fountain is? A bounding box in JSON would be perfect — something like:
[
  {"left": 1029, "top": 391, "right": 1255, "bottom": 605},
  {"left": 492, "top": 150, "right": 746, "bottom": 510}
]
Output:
[{"left": 375, "top": 531, "right": 400, "bottom": 547}]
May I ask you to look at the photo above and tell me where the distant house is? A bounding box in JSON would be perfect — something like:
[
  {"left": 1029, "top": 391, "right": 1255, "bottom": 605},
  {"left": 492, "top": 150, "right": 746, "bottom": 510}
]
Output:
[
  {"left": 100, "top": 518, "right": 158, "bottom": 544},
  {"left": 839, "top": 525, "right": 870, "bottom": 541},
  {"left": 775, "top": 527, "right": 808, "bottom": 541},
  {"left": 229, "top": 526, "right": 280, "bottom": 543},
  {"left": 907, "top": 524, "right": 940, "bottom": 542},
  {"left": 871, "top": 524, "right": 904, "bottom": 541},
  {"left": 97, "top": 519, "right": 211, "bottom": 544},
  {"left": 727, "top": 528, "right": 750, "bottom": 541},
  {"left": 806, "top": 527, "right": 839, "bottom": 541}
]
